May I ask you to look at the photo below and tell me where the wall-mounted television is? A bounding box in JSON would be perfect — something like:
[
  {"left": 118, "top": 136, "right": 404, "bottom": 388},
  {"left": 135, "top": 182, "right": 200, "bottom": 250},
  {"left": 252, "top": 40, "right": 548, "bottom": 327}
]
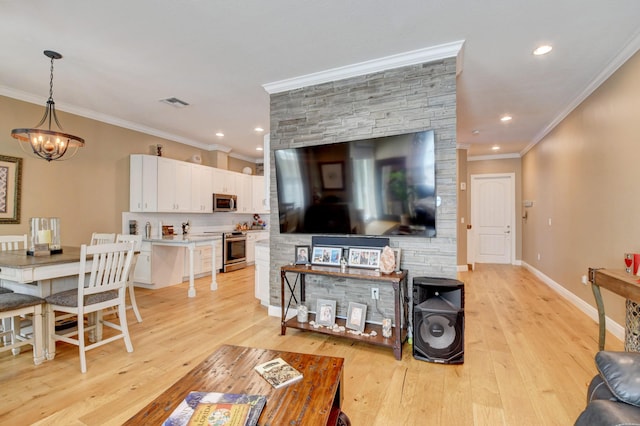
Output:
[{"left": 274, "top": 130, "right": 436, "bottom": 237}]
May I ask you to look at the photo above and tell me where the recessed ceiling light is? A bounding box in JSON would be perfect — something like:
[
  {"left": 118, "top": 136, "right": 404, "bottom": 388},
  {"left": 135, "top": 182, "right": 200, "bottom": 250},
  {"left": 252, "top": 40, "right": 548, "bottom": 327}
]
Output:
[
  {"left": 492, "top": 146, "right": 500, "bottom": 151},
  {"left": 471, "top": 129, "right": 480, "bottom": 135},
  {"left": 215, "top": 132, "right": 224, "bottom": 137},
  {"left": 254, "top": 127, "right": 264, "bottom": 132},
  {"left": 256, "top": 146, "right": 263, "bottom": 151},
  {"left": 533, "top": 45, "right": 553, "bottom": 56},
  {"left": 500, "top": 115, "right": 513, "bottom": 122}
]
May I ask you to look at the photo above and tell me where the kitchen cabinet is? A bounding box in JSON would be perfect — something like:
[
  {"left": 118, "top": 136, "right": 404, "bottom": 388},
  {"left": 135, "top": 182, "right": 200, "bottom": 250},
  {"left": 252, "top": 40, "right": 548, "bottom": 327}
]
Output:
[
  {"left": 252, "top": 175, "right": 269, "bottom": 214},
  {"left": 133, "top": 241, "right": 153, "bottom": 284},
  {"left": 211, "top": 168, "right": 236, "bottom": 195},
  {"left": 255, "top": 241, "right": 270, "bottom": 305},
  {"left": 130, "top": 155, "right": 158, "bottom": 212},
  {"left": 191, "top": 164, "right": 213, "bottom": 212},
  {"left": 247, "top": 231, "right": 268, "bottom": 265},
  {"left": 157, "top": 157, "right": 192, "bottom": 212},
  {"left": 236, "top": 174, "right": 253, "bottom": 213}
]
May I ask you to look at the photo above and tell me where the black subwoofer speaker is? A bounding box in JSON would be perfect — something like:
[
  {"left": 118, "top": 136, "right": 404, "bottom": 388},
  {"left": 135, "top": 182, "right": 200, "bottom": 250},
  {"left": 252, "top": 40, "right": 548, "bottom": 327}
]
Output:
[{"left": 413, "top": 277, "right": 464, "bottom": 364}]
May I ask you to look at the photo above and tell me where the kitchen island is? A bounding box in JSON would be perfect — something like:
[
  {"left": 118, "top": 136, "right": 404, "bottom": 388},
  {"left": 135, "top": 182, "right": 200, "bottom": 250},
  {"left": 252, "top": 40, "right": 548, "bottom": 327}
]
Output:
[{"left": 143, "top": 234, "right": 221, "bottom": 298}]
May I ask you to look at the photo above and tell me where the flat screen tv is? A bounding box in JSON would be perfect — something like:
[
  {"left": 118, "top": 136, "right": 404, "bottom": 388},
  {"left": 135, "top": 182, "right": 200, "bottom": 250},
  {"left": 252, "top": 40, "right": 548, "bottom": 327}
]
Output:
[{"left": 274, "top": 130, "right": 436, "bottom": 237}]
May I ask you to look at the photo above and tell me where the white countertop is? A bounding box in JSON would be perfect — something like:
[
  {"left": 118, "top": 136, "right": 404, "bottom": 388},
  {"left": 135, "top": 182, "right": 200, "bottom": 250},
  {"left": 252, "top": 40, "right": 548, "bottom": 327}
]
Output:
[{"left": 143, "top": 234, "right": 222, "bottom": 243}]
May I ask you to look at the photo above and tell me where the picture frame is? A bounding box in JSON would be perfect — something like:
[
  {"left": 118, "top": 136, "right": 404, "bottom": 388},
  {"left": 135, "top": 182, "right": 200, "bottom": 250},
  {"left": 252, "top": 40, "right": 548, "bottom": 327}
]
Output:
[
  {"left": 0, "top": 155, "right": 22, "bottom": 224},
  {"left": 346, "top": 302, "right": 367, "bottom": 332},
  {"left": 316, "top": 299, "right": 336, "bottom": 326},
  {"left": 347, "top": 247, "right": 382, "bottom": 269},
  {"left": 295, "top": 245, "right": 310, "bottom": 264},
  {"left": 392, "top": 248, "right": 402, "bottom": 272},
  {"left": 311, "top": 245, "right": 343, "bottom": 267},
  {"left": 320, "top": 162, "right": 344, "bottom": 190}
]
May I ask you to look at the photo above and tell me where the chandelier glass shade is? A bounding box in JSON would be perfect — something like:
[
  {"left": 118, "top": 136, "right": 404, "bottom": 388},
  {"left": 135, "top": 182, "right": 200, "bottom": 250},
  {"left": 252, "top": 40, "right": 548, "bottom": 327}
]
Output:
[{"left": 11, "top": 50, "right": 84, "bottom": 162}]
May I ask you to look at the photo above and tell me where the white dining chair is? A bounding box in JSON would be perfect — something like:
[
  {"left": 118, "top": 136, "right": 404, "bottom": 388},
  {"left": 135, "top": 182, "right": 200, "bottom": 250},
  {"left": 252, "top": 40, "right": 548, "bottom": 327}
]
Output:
[
  {"left": 45, "top": 241, "right": 135, "bottom": 373},
  {"left": 90, "top": 233, "right": 116, "bottom": 245},
  {"left": 0, "top": 234, "right": 27, "bottom": 251},
  {"left": 0, "top": 293, "right": 45, "bottom": 365},
  {"left": 116, "top": 234, "right": 143, "bottom": 323},
  {"left": 0, "top": 235, "right": 28, "bottom": 345}
]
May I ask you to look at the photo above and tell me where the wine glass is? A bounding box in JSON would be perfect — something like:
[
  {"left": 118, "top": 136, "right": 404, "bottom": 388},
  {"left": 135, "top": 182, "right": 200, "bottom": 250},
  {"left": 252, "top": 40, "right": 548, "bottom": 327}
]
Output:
[{"left": 625, "top": 253, "right": 633, "bottom": 273}]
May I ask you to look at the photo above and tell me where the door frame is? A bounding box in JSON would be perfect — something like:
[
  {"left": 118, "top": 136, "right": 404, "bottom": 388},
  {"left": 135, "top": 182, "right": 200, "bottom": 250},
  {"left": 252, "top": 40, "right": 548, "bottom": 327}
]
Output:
[{"left": 468, "top": 173, "right": 516, "bottom": 266}]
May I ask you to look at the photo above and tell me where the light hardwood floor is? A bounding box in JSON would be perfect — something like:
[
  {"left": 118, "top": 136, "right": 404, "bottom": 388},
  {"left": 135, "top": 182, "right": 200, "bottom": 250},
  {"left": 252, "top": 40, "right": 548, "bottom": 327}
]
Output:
[{"left": 0, "top": 264, "right": 622, "bottom": 425}]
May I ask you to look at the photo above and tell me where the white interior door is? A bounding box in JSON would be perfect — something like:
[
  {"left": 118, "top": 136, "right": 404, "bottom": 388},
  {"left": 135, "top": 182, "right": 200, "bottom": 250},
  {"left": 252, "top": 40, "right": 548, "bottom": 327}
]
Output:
[{"left": 469, "top": 173, "right": 515, "bottom": 264}]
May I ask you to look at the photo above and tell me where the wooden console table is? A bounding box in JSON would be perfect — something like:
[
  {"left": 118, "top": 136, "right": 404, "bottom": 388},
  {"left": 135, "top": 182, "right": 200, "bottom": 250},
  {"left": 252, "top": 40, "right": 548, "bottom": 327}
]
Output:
[
  {"left": 124, "top": 344, "right": 348, "bottom": 425},
  {"left": 280, "top": 264, "right": 408, "bottom": 360},
  {"left": 589, "top": 267, "right": 640, "bottom": 350}
]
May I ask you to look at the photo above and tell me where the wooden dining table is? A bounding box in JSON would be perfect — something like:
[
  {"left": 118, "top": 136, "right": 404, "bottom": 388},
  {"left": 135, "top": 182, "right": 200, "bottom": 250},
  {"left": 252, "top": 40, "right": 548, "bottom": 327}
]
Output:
[{"left": 0, "top": 246, "right": 88, "bottom": 297}]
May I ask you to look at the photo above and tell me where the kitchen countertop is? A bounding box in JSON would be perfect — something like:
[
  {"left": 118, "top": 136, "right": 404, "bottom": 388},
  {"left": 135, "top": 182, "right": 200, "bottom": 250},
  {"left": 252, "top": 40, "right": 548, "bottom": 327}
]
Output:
[{"left": 142, "top": 234, "right": 222, "bottom": 243}]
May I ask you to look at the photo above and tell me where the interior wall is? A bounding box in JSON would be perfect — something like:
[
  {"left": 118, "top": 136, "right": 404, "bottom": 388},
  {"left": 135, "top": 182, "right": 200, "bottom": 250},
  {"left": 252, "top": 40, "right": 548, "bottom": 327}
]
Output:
[
  {"left": 0, "top": 95, "right": 253, "bottom": 245},
  {"left": 456, "top": 148, "right": 468, "bottom": 267},
  {"left": 267, "top": 58, "right": 458, "bottom": 311},
  {"left": 466, "top": 156, "right": 523, "bottom": 262},
  {"left": 521, "top": 50, "right": 640, "bottom": 326}
]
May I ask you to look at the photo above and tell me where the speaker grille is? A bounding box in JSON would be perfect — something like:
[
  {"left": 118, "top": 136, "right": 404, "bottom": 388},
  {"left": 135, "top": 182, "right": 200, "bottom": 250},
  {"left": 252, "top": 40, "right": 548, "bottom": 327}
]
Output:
[{"left": 413, "top": 296, "right": 464, "bottom": 364}]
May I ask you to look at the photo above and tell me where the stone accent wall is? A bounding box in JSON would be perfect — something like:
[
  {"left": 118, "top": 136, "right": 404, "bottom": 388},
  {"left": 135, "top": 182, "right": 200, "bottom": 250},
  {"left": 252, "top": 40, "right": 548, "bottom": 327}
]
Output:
[{"left": 267, "top": 58, "right": 457, "bottom": 325}]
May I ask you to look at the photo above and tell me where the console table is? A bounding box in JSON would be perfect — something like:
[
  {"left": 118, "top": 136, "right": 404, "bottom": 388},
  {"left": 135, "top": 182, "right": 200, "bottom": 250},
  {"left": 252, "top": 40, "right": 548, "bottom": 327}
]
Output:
[
  {"left": 589, "top": 267, "right": 640, "bottom": 350},
  {"left": 280, "top": 264, "right": 408, "bottom": 360},
  {"left": 124, "top": 344, "right": 348, "bottom": 425}
]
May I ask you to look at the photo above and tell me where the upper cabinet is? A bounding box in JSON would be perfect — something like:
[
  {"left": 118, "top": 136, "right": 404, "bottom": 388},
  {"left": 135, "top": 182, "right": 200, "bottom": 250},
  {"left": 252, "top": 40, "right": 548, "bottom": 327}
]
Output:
[
  {"left": 157, "top": 157, "right": 192, "bottom": 212},
  {"left": 191, "top": 164, "right": 213, "bottom": 212},
  {"left": 130, "top": 154, "right": 158, "bottom": 212},
  {"left": 129, "top": 155, "right": 267, "bottom": 214}
]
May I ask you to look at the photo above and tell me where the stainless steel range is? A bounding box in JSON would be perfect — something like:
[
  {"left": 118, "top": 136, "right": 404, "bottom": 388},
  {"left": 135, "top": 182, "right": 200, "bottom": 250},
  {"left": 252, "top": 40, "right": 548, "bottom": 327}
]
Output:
[{"left": 222, "top": 231, "right": 247, "bottom": 272}]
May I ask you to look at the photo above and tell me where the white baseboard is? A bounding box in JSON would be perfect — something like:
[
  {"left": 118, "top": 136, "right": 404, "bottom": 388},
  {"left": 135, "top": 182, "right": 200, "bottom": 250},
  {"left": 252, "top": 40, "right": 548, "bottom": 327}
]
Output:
[
  {"left": 457, "top": 264, "right": 468, "bottom": 272},
  {"left": 521, "top": 262, "right": 624, "bottom": 342}
]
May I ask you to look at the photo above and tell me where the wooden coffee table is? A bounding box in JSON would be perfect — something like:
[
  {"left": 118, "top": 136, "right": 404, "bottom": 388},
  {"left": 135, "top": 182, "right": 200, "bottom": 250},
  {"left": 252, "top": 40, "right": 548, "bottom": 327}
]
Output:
[{"left": 124, "top": 344, "right": 348, "bottom": 425}]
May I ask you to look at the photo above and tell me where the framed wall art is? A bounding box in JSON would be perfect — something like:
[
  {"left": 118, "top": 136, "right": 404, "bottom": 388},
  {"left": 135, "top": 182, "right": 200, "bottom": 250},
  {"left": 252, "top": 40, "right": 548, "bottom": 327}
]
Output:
[
  {"left": 320, "top": 162, "right": 344, "bottom": 190},
  {"left": 346, "top": 302, "right": 367, "bottom": 332},
  {"left": 295, "top": 245, "right": 310, "bottom": 264},
  {"left": 0, "top": 155, "right": 22, "bottom": 224},
  {"left": 392, "top": 247, "right": 402, "bottom": 272},
  {"left": 316, "top": 299, "right": 336, "bottom": 326},
  {"left": 347, "top": 247, "right": 382, "bottom": 269},
  {"left": 311, "top": 246, "right": 343, "bottom": 267}
]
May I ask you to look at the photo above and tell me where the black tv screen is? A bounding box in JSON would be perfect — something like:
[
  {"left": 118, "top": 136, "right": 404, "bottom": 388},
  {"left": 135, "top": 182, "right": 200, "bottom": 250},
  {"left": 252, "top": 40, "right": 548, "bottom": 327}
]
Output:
[{"left": 274, "top": 130, "right": 436, "bottom": 237}]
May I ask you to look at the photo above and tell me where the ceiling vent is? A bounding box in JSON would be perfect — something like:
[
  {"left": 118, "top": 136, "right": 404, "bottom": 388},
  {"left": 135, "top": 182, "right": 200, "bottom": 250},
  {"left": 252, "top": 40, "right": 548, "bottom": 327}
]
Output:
[{"left": 159, "top": 97, "right": 189, "bottom": 108}]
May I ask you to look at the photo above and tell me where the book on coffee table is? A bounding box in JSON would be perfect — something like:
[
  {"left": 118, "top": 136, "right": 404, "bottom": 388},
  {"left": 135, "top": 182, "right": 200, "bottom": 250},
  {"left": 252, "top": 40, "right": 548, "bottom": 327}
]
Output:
[
  {"left": 254, "top": 357, "right": 303, "bottom": 389},
  {"left": 162, "top": 391, "right": 266, "bottom": 426}
]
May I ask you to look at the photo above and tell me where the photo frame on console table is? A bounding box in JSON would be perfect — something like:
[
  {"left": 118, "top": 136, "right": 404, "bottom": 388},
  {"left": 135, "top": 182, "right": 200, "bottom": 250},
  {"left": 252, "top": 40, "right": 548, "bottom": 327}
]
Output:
[
  {"left": 316, "top": 299, "right": 336, "bottom": 326},
  {"left": 392, "top": 248, "right": 402, "bottom": 272},
  {"left": 347, "top": 247, "right": 382, "bottom": 269},
  {"left": 0, "top": 155, "right": 22, "bottom": 224},
  {"left": 295, "top": 245, "right": 310, "bottom": 265},
  {"left": 311, "top": 246, "right": 343, "bottom": 267},
  {"left": 346, "top": 302, "right": 367, "bottom": 332}
]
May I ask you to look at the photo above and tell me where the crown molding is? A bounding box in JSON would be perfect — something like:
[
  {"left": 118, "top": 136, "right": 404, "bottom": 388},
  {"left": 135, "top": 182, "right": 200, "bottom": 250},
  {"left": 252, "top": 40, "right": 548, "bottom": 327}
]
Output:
[
  {"left": 468, "top": 153, "right": 521, "bottom": 162},
  {"left": 1, "top": 85, "right": 233, "bottom": 153},
  {"left": 263, "top": 40, "right": 465, "bottom": 94},
  {"left": 522, "top": 28, "right": 640, "bottom": 156}
]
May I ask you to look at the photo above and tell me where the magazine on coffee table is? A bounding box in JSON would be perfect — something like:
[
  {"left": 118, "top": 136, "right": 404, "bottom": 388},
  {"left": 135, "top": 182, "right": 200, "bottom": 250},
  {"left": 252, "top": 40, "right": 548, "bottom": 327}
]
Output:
[
  {"left": 162, "top": 391, "right": 267, "bottom": 426},
  {"left": 254, "top": 357, "right": 303, "bottom": 389}
]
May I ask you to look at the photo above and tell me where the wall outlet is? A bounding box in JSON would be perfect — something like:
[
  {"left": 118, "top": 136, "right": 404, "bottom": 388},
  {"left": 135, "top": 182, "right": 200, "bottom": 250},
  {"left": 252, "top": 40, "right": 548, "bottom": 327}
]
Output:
[{"left": 371, "top": 287, "right": 379, "bottom": 300}]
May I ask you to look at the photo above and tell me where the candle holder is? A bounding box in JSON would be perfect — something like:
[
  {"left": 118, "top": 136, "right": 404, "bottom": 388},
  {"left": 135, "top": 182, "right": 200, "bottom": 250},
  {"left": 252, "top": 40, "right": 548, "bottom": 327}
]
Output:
[{"left": 28, "top": 217, "right": 63, "bottom": 256}]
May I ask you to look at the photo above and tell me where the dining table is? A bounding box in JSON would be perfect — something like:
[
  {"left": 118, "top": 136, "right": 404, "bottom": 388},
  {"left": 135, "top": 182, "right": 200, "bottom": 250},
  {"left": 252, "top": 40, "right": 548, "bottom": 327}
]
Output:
[{"left": 0, "top": 246, "right": 88, "bottom": 297}]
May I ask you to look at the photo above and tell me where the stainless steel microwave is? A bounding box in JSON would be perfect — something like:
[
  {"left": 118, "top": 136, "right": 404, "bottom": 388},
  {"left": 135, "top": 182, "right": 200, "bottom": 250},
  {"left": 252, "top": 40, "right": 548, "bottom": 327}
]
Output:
[{"left": 213, "top": 193, "right": 237, "bottom": 212}]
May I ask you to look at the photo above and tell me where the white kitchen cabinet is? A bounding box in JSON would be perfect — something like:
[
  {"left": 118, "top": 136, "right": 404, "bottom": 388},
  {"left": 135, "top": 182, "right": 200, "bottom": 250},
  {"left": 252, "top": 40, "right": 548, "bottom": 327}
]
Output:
[
  {"left": 130, "top": 155, "right": 158, "bottom": 212},
  {"left": 157, "top": 157, "right": 192, "bottom": 212},
  {"left": 254, "top": 241, "right": 270, "bottom": 305},
  {"left": 133, "top": 241, "right": 153, "bottom": 284},
  {"left": 247, "top": 231, "right": 268, "bottom": 265},
  {"left": 211, "top": 168, "right": 236, "bottom": 195},
  {"left": 252, "top": 175, "right": 269, "bottom": 214},
  {"left": 191, "top": 164, "right": 213, "bottom": 212},
  {"left": 183, "top": 246, "right": 212, "bottom": 277},
  {"left": 236, "top": 174, "right": 252, "bottom": 213}
]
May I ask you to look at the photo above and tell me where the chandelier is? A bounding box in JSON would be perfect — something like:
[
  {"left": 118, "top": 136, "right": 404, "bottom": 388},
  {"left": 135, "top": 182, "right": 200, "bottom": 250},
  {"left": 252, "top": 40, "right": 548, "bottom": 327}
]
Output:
[{"left": 11, "top": 50, "right": 85, "bottom": 162}]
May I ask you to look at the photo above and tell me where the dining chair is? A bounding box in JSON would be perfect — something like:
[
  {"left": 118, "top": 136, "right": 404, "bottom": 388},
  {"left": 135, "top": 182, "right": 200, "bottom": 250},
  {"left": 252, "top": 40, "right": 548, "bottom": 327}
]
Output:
[
  {"left": 115, "top": 234, "right": 143, "bottom": 323},
  {"left": 45, "top": 241, "right": 135, "bottom": 373},
  {"left": 0, "top": 235, "right": 28, "bottom": 344},
  {"left": 0, "top": 292, "right": 45, "bottom": 365},
  {"left": 90, "top": 233, "right": 116, "bottom": 245},
  {"left": 0, "top": 234, "right": 27, "bottom": 251}
]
